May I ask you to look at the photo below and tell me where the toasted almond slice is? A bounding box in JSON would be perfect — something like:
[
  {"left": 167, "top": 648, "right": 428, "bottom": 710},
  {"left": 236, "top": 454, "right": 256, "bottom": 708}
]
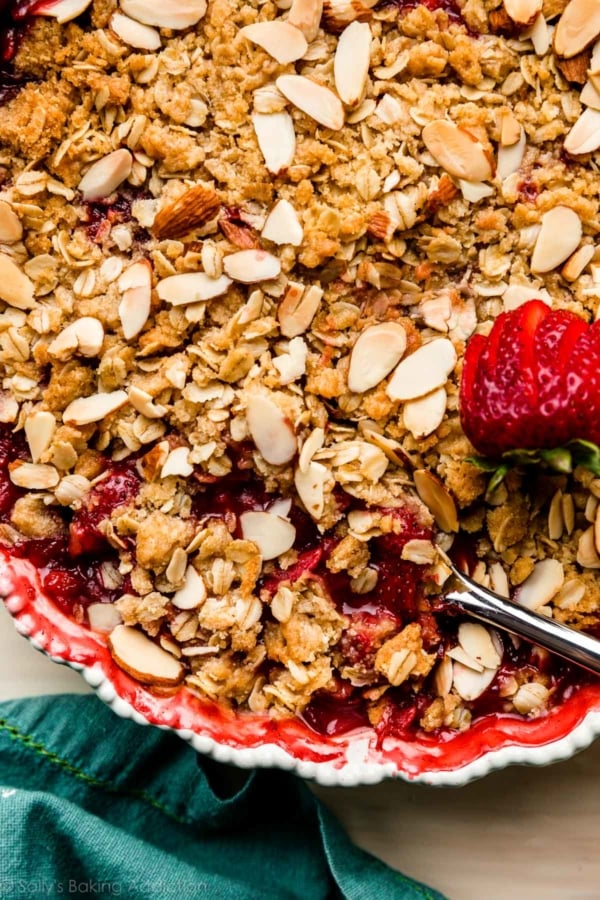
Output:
[
  {"left": 562, "top": 243, "right": 595, "bottom": 281},
  {"left": 458, "top": 622, "right": 502, "bottom": 669},
  {"left": 119, "top": 0, "right": 207, "bottom": 28},
  {"left": 497, "top": 126, "right": 526, "bottom": 180},
  {"left": 347, "top": 322, "right": 407, "bottom": 393},
  {"left": 88, "top": 603, "right": 122, "bottom": 633},
  {"left": 36, "top": 0, "right": 92, "bottom": 23},
  {"left": 278, "top": 283, "right": 322, "bottom": 337},
  {"left": 9, "top": 461, "right": 60, "bottom": 489},
  {"left": 554, "top": 0, "right": 600, "bottom": 58},
  {"left": 447, "top": 645, "right": 485, "bottom": 672},
  {"left": 452, "top": 660, "right": 497, "bottom": 701},
  {"left": 413, "top": 468, "right": 459, "bottom": 533},
  {"left": 581, "top": 79, "right": 600, "bottom": 108},
  {"left": 564, "top": 107, "right": 600, "bottom": 154},
  {"left": 530, "top": 206, "right": 582, "bottom": 273},
  {"left": 578, "top": 524, "right": 600, "bottom": 567},
  {"left": 223, "top": 249, "right": 281, "bottom": 283},
  {"left": 489, "top": 562, "right": 510, "bottom": 598},
  {"left": 523, "top": 12, "right": 550, "bottom": 54},
  {"left": 500, "top": 110, "right": 522, "bottom": 146},
  {"left": 512, "top": 682, "right": 549, "bottom": 714},
  {"left": 386, "top": 338, "right": 457, "bottom": 401},
  {"left": 119, "top": 286, "right": 151, "bottom": 340},
  {"left": 594, "top": 506, "right": 600, "bottom": 554},
  {"left": 433, "top": 656, "right": 453, "bottom": 695},
  {"left": 152, "top": 185, "right": 220, "bottom": 240},
  {"left": 295, "top": 460, "right": 328, "bottom": 518},
  {"left": 246, "top": 394, "right": 297, "bottom": 465},
  {"left": 514, "top": 559, "right": 565, "bottom": 610},
  {"left": 78, "top": 149, "right": 133, "bottom": 201},
  {"left": 288, "top": 0, "right": 324, "bottom": 42},
  {"left": 240, "top": 21, "right": 308, "bottom": 63},
  {"left": 108, "top": 624, "right": 184, "bottom": 686},
  {"left": 172, "top": 565, "right": 207, "bottom": 610},
  {"left": 299, "top": 427, "right": 325, "bottom": 473},
  {"left": 252, "top": 112, "right": 297, "bottom": 175},
  {"left": 63, "top": 390, "right": 128, "bottom": 426},
  {"left": 459, "top": 180, "right": 495, "bottom": 203},
  {"left": 110, "top": 11, "right": 161, "bottom": 48},
  {"left": 334, "top": 21, "right": 372, "bottom": 108},
  {"left": 0, "top": 201, "right": 23, "bottom": 243},
  {"left": 262, "top": 199, "right": 304, "bottom": 246},
  {"left": 322, "top": 0, "right": 377, "bottom": 30},
  {"left": 502, "top": 283, "right": 552, "bottom": 311},
  {"left": 504, "top": 0, "right": 542, "bottom": 25},
  {"left": 240, "top": 510, "right": 297, "bottom": 560},
  {"left": 48, "top": 317, "right": 104, "bottom": 359},
  {"left": 422, "top": 120, "right": 494, "bottom": 182},
  {"left": 157, "top": 272, "right": 232, "bottom": 305},
  {"left": 548, "top": 489, "right": 564, "bottom": 540},
  {"left": 276, "top": 74, "right": 344, "bottom": 130},
  {"left": 0, "top": 254, "right": 36, "bottom": 310},
  {"left": 25, "top": 410, "right": 56, "bottom": 464},
  {"left": 403, "top": 387, "right": 447, "bottom": 439},
  {"left": 161, "top": 446, "right": 193, "bottom": 478},
  {"left": 128, "top": 386, "right": 167, "bottom": 418}
]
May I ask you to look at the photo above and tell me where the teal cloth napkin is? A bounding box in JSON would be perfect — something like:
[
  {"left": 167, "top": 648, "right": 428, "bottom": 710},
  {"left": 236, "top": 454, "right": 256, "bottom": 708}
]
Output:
[{"left": 0, "top": 694, "right": 444, "bottom": 899}]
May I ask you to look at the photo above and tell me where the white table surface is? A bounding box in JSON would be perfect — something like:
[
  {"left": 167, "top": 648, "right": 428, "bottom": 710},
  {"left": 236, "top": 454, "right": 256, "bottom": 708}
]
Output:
[{"left": 1, "top": 601, "right": 599, "bottom": 900}]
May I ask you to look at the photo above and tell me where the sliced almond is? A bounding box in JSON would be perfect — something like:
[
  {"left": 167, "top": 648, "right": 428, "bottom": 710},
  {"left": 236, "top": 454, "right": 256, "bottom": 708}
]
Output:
[
  {"left": 459, "top": 180, "right": 495, "bottom": 203},
  {"left": 564, "top": 107, "right": 600, "bottom": 154},
  {"left": 386, "top": 338, "right": 457, "bottom": 401},
  {"left": 489, "top": 562, "right": 510, "bottom": 598},
  {"left": 240, "top": 510, "right": 297, "bottom": 560},
  {"left": 514, "top": 559, "right": 565, "bottom": 610},
  {"left": 25, "top": 410, "right": 56, "bottom": 464},
  {"left": 452, "top": 660, "right": 497, "bottom": 701},
  {"left": 78, "top": 149, "right": 133, "bottom": 202},
  {"left": 403, "top": 387, "right": 447, "bottom": 439},
  {"left": 278, "top": 283, "right": 322, "bottom": 337},
  {"left": 580, "top": 79, "right": 600, "bottom": 108},
  {"left": 63, "top": 390, "right": 129, "bottom": 426},
  {"left": 322, "top": 0, "right": 377, "bottom": 31},
  {"left": 458, "top": 622, "right": 502, "bottom": 669},
  {"left": 523, "top": 13, "right": 550, "bottom": 54},
  {"left": 262, "top": 199, "right": 304, "bottom": 246},
  {"left": 594, "top": 506, "right": 600, "bottom": 555},
  {"left": 108, "top": 624, "right": 184, "bottom": 686},
  {"left": 334, "top": 21, "right": 372, "bottom": 108},
  {"left": 497, "top": 126, "right": 526, "bottom": 180},
  {"left": 562, "top": 243, "right": 595, "bottom": 281},
  {"left": 128, "top": 386, "right": 167, "bottom": 419},
  {"left": 172, "top": 565, "right": 207, "bottom": 610},
  {"left": 530, "top": 206, "right": 582, "bottom": 273},
  {"left": 0, "top": 201, "right": 23, "bottom": 244},
  {"left": 447, "top": 646, "right": 485, "bottom": 672},
  {"left": 157, "top": 272, "right": 232, "bottom": 305},
  {"left": 554, "top": 0, "right": 600, "bottom": 58},
  {"left": 347, "top": 322, "right": 407, "bottom": 394},
  {"left": 0, "top": 254, "right": 36, "bottom": 310},
  {"left": 433, "top": 656, "right": 453, "bottom": 696},
  {"left": 500, "top": 110, "right": 522, "bottom": 146},
  {"left": 110, "top": 11, "right": 161, "bottom": 49},
  {"left": 413, "top": 468, "right": 459, "bottom": 533},
  {"left": 513, "top": 682, "right": 550, "bottom": 714},
  {"left": 578, "top": 524, "right": 600, "bottom": 567},
  {"left": 295, "top": 460, "right": 328, "bottom": 518},
  {"left": 422, "top": 120, "right": 494, "bottom": 182},
  {"left": 246, "top": 394, "right": 297, "bottom": 465},
  {"left": 223, "top": 249, "right": 281, "bottom": 283},
  {"left": 48, "top": 317, "right": 104, "bottom": 359},
  {"left": 288, "top": 0, "right": 324, "bottom": 42},
  {"left": 87, "top": 603, "right": 122, "bottom": 633},
  {"left": 9, "top": 461, "right": 59, "bottom": 490},
  {"left": 276, "top": 75, "right": 344, "bottom": 130},
  {"left": 299, "top": 427, "right": 325, "bottom": 473},
  {"left": 119, "top": 260, "right": 152, "bottom": 339},
  {"left": 152, "top": 185, "right": 220, "bottom": 239},
  {"left": 548, "top": 489, "right": 564, "bottom": 540},
  {"left": 119, "top": 0, "right": 207, "bottom": 29},
  {"left": 252, "top": 112, "right": 297, "bottom": 175},
  {"left": 36, "top": 0, "right": 92, "bottom": 23},
  {"left": 161, "top": 447, "right": 193, "bottom": 478},
  {"left": 563, "top": 493, "right": 576, "bottom": 535},
  {"left": 240, "top": 21, "right": 308, "bottom": 63},
  {"left": 502, "top": 283, "right": 552, "bottom": 311},
  {"left": 504, "top": 0, "right": 542, "bottom": 25}
]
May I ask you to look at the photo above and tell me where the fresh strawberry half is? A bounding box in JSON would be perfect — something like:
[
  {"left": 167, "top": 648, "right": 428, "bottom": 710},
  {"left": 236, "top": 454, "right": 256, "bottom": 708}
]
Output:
[{"left": 461, "top": 299, "right": 600, "bottom": 467}]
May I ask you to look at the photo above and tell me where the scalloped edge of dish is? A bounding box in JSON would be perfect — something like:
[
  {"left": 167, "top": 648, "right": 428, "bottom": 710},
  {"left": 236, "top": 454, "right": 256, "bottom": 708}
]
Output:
[{"left": 3, "top": 548, "right": 600, "bottom": 786}]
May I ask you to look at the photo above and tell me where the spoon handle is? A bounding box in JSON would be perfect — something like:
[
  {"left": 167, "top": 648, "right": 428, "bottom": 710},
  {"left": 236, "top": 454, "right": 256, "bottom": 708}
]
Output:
[{"left": 446, "top": 571, "right": 600, "bottom": 677}]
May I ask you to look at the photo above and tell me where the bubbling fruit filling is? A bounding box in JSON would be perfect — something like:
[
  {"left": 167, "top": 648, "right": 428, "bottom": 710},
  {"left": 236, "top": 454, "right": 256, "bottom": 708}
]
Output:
[{"left": 2, "top": 0, "right": 600, "bottom": 745}]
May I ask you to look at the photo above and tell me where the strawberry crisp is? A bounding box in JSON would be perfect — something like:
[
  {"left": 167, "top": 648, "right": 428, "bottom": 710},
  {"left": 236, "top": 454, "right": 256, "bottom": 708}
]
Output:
[{"left": 1, "top": 0, "right": 600, "bottom": 744}]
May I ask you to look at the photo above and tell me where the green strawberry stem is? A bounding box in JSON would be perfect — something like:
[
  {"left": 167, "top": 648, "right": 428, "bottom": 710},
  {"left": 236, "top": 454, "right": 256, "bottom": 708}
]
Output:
[{"left": 467, "top": 439, "right": 600, "bottom": 496}]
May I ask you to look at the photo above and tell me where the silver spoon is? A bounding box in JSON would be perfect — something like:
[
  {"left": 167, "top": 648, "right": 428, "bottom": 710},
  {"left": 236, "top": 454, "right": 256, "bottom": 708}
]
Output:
[{"left": 446, "top": 562, "right": 600, "bottom": 676}]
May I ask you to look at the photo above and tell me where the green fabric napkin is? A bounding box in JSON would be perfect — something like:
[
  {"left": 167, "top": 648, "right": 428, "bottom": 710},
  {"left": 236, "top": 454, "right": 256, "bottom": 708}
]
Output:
[{"left": 0, "top": 694, "right": 444, "bottom": 900}]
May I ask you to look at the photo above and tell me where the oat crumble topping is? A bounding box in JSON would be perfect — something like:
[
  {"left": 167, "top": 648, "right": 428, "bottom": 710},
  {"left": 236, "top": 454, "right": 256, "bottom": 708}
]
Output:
[{"left": 1, "top": 0, "right": 600, "bottom": 741}]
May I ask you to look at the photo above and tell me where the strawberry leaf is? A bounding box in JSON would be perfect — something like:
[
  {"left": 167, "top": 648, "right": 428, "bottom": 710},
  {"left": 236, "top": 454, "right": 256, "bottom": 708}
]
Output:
[{"left": 466, "top": 439, "right": 600, "bottom": 491}]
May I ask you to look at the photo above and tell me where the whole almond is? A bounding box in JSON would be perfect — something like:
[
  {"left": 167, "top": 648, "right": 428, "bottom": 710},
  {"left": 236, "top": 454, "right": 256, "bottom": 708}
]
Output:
[{"left": 152, "top": 185, "right": 220, "bottom": 239}]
